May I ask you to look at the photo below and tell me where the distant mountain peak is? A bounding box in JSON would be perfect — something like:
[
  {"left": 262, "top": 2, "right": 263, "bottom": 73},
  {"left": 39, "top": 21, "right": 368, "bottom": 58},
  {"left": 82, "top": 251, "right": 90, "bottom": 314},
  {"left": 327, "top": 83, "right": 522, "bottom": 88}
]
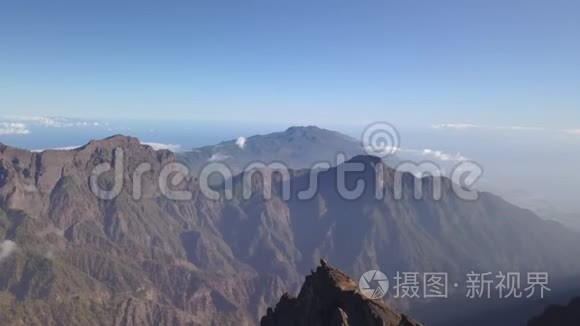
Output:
[
  {"left": 283, "top": 125, "right": 328, "bottom": 139},
  {"left": 284, "top": 125, "right": 323, "bottom": 133},
  {"left": 75, "top": 135, "right": 173, "bottom": 155},
  {"left": 85, "top": 134, "right": 141, "bottom": 148},
  {"left": 181, "top": 126, "right": 364, "bottom": 174},
  {"left": 103, "top": 133, "right": 138, "bottom": 141}
]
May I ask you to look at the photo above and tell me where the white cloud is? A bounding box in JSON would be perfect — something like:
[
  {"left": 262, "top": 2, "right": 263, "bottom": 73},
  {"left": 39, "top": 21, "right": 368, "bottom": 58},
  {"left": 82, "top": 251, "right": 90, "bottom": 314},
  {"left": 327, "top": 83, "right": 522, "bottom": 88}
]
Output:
[
  {"left": 390, "top": 147, "right": 471, "bottom": 177},
  {"left": 141, "top": 142, "right": 182, "bottom": 152},
  {"left": 31, "top": 145, "right": 81, "bottom": 152},
  {"left": 4, "top": 115, "right": 102, "bottom": 128},
  {"left": 235, "top": 136, "right": 246, "bottom": 149},
  {"left": 0, "top": 122, "right": 31, "bottom": 135},
  {"left": 432, "top": 123, "right": 479, "bottom": 130},
  {"left": 0, "top": 240, "right": 17, "bottom": 261},
  {"left": 433, "top": 123, "right": 580, "bottom": 137},
  {"left": 7, "top": 115, "right": 71, "bottom": 127},
  {"left": 421, "top": 149, "right": 467, "bottom": 161},
  {"left": 432, "top": 123, "right": 545, "bottom": 131},
  {"left": 208, "top": 152, "right": 230, "bottom": 161},
  {"left": 395, "top": 147, "right": 468, "bottom": 163}
]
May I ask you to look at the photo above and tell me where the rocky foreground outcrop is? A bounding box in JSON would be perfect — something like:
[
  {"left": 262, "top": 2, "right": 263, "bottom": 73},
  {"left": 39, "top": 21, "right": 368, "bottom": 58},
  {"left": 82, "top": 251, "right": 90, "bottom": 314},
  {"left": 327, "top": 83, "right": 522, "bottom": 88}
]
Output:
[
  {"left": 261, "top": 260, "right": 422, "bottom": 326},
  {"left": 529, "top": 297, "right": 580, "bottom": 326}
]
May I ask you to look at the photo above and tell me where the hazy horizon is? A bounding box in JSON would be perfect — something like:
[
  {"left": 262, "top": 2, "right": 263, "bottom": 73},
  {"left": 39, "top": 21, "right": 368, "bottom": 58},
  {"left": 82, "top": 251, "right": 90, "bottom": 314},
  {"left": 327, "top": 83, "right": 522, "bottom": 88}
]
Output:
[{"left": 1, "top": 116, "right": 579, "bottom": 217}]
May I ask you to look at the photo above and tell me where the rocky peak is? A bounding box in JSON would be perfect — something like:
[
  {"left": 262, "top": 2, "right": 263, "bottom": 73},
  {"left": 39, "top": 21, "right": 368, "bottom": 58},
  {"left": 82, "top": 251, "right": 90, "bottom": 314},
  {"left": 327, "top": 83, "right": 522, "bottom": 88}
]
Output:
[
  {"left": 284, "top": 125, "right": 322, "bottom": 135},
  {"left": 0, "top": 135, "right": 177, "bottom": 226},
  {"left": 260, "top": 259, "right": 422, "bottom": 326},
  {"left": 80, "top": 135, "right": 174, "bottom": 159},
  {"left": 529, "top": 297, "right": 580, "bottom": 326},
  {"left": 82, "top": 134, "right": 141, "bottom": 149}
]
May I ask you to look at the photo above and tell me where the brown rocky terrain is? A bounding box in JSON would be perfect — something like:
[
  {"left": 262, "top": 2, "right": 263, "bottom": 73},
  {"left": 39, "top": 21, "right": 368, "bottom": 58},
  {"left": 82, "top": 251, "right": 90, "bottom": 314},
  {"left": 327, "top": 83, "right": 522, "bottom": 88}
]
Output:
[
  {"left": 0, "top": 136, "right": 272, "bottom": 325},
  {"left": 1, "top": 135, "right": 580, "bottom": 325},
  {"left": 261, "top": 259, "right": 422, "bottom": 326}
]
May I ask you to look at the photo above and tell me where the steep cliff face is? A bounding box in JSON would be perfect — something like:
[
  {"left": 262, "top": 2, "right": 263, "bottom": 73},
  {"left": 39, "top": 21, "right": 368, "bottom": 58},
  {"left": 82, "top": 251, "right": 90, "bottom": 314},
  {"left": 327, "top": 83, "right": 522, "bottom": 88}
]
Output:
[
  {"left": 261, "top": 260, "right": 422, "bottom": 326},
  {"left": 0, "top": 136, "right": 278, "bottom": 325}
]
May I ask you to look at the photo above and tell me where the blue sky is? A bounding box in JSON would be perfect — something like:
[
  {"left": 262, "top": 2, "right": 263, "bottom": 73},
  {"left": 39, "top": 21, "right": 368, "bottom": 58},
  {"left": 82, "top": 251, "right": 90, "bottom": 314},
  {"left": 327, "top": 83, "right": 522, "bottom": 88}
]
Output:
[
  {"left": 1, "top": 0, "right": 579, "bottom": 128},
  {"left": 1, "top": 1, "right": 580, "bottom": 228}
]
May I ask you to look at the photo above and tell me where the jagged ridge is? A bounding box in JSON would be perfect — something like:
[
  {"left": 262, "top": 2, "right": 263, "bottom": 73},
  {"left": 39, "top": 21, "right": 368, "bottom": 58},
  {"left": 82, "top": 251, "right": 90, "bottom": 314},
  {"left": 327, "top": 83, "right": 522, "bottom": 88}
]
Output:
[{"left": 261, "top": 259, "right": 422, "bottom": 326}]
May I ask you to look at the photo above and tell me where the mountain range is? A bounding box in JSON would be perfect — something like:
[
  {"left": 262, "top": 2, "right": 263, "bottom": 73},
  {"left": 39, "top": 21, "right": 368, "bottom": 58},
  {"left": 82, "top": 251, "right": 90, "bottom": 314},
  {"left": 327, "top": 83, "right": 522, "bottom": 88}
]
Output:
[
  {"left": 179, "top": 126, "right": 580, "bottom": 233},
  {"left": 0, "top": 130, "right": 579, "bottom": 325}
]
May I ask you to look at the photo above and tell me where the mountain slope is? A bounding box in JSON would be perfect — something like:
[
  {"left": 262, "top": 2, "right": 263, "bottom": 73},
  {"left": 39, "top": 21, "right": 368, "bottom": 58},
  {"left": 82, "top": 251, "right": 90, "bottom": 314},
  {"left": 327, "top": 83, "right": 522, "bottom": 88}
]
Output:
[
  {"left": 220, "top": 155, "right": 580, "bottom": 280},
  {"left": 1, "top": 136, "right": 580, "bottom": 325},
  {"left": 0, "top": 136, "right": 272, "bottom": 325}
]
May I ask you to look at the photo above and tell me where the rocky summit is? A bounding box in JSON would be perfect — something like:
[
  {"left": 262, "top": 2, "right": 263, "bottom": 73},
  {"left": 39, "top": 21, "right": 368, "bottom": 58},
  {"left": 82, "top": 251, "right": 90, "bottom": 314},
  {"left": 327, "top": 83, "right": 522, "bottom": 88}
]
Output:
[{"left": 261, "top": 259, "right": 422, "bottom": 326}]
